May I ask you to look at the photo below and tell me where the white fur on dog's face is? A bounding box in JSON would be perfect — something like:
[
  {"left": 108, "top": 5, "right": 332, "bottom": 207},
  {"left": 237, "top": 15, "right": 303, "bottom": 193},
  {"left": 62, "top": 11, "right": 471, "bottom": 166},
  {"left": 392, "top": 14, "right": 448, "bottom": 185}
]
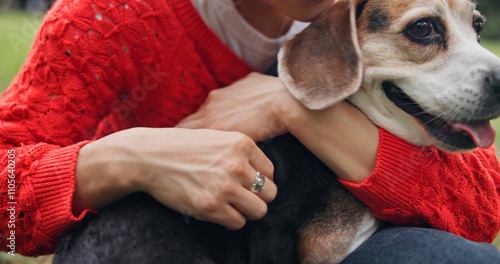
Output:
[
  {"left": 349, "top": 0, "right": 500, "bottom": 152},
  {"left": 279, "top": 0, "right": 500, "bottom": 152}
]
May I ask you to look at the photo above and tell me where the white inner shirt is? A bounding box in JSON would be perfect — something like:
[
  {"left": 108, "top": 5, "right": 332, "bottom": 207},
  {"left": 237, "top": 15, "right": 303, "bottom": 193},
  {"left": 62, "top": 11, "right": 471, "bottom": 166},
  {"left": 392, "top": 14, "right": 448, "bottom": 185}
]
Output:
[
  {"left": 190, "top": 0, "right": 309, "bottom": 72},
  {"left": 189, "top": 0, "right": 379, "bottom": 257}
]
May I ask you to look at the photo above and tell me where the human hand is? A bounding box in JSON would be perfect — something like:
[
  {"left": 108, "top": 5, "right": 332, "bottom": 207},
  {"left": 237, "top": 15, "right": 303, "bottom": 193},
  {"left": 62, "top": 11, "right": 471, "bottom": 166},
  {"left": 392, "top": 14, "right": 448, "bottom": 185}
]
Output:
[
  {"left": 177, "top": 72, "right": 293, "bottom": 142},
  {"left": 73, "top": 127, "right": 277, "bottom": 230},
  {"left": 176, "top": 71, "right": 377, "bottom": 184}
]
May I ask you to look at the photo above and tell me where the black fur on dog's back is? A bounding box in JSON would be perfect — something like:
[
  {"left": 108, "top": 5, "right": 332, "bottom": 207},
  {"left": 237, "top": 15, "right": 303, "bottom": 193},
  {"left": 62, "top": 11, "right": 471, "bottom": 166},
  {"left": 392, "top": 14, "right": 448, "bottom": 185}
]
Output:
[{"left": 54, "top": 133, "right": 364, "bottom": 264}]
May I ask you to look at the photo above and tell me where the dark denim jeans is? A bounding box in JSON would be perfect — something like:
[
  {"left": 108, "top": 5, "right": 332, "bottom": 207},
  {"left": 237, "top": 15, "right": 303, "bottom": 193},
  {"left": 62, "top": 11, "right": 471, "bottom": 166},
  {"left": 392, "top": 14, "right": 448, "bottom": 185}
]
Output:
[{"left": 342, "top": 227, "right": 500, "bottom": 264}]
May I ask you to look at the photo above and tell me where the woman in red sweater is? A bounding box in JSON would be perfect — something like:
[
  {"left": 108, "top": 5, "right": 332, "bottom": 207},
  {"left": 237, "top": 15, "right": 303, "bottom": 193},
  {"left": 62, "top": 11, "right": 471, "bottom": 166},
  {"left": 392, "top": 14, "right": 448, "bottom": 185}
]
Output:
[{"left": 0, "top": 0, "right": 499, "bottom": 260}]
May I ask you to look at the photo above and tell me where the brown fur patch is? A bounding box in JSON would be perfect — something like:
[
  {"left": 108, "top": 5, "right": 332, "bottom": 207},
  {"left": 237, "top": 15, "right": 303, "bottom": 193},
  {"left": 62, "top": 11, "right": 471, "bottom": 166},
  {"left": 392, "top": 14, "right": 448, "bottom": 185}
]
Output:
[
  {"left": 297, "top": 181, "right": 367, "bottom": 264},
  {"left": 279, "top": 0, "right": 363, "bottom": 110}
]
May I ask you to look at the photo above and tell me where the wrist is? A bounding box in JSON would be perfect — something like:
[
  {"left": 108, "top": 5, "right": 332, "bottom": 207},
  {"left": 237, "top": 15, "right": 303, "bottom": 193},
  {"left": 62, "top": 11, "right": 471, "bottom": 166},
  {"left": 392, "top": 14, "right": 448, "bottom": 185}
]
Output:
[
  {"left": 251, "top": 75, "right": 298, "bottom": 141},
  {"left": 277, "top": 96, "right": 379, "bottom": 183},
  {"left": 73, "top": 143, "right": 96, "bottom": 215},
  {"left": 273, "top": 79, "right": 305, "bottom": 133},
  {"left": 73, "top": 132, "right": 143, "bottom": 214}
]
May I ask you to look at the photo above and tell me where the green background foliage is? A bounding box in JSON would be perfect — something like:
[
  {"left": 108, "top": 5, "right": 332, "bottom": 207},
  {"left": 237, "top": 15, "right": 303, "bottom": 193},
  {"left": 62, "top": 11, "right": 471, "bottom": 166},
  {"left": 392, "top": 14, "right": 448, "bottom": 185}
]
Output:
[{"left": 476, "top": 0, "right": 500, "bottom": 40}]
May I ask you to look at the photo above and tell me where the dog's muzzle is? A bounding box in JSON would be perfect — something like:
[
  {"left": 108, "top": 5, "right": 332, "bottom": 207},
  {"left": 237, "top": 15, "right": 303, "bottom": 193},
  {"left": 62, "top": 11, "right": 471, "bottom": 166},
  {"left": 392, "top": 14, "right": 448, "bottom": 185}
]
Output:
[
  {"left": 486, "top": 68, "right": 500, "bottom": 100},
  {"left": 382, "top": 74, "right": 500, "bottom": 151}
]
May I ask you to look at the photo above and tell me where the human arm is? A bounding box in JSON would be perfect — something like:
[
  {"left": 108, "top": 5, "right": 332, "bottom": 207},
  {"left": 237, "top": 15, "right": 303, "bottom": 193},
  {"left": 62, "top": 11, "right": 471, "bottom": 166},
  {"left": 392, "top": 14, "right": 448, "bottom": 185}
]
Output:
[
  {"left": 0, "top": 0, "right": 272, "bottom": 255},
  {"left": 178, "top": 72, "right": 378, "bottom": 180},
  {"left": 0, "top": 4, "right": 126, "bottom": 254},
  {"left": 339, "top": 129, "right": 500, "bottom": 243},
  {"left": 73, "top": 127, "right": 276, "bottom": 229},
  {"left": 277, "top": 75, "right": 500, "bottom": 242},
  {"left": 179, "top": 72, "right": 500, "bottom": 242}
]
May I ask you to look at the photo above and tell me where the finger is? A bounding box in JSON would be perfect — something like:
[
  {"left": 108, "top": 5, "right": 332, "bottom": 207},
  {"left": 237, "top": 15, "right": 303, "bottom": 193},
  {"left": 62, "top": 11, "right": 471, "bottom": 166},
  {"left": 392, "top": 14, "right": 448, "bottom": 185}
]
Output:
[
  {"left": 190, "top": 191, "right": 248, "bottom": 230},
  {"left": 223, "top": 157, "right": 276, "bottom": 204},
  {"left": 247, "top": 146, "right": 275, "bottom": 181},
  {"left": 245, "top": 171, "right": 277, "bottom": 203},
  {"left": 209, "top": 204, "right": 248, "bottom": 230},
  {"left": 240, "top": 145, "right": 277, "bottom": 203},
  {"left": 225, "top": 151, "right": 276, "bottom": 202},
  {"left": 229, "top": 185, "right": 269, "bottom": 221}
]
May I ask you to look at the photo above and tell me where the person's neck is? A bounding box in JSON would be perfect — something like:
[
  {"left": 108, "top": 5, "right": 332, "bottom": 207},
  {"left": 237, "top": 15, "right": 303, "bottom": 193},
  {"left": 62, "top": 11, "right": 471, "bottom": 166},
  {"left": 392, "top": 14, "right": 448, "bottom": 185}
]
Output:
[{"left": 234, "top": 0, "right": 293, "bottom": 38}]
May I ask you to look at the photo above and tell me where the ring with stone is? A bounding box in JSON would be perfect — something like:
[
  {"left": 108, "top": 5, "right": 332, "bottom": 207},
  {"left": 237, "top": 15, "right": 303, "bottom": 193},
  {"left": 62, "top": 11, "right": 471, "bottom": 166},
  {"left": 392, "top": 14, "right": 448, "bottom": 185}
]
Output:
[{"left": 251, "top": 171, "right": 265, "bottom": 192}]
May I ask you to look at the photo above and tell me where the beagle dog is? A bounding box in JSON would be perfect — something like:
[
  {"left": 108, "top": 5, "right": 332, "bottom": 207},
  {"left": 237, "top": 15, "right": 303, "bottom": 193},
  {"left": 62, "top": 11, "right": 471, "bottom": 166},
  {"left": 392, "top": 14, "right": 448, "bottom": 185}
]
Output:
[
  {"left": 280, "top": 0, "right": 500, "bottom": 153},
  {"left": 55, "top": 0, "right": 500, "bottom": 263}
]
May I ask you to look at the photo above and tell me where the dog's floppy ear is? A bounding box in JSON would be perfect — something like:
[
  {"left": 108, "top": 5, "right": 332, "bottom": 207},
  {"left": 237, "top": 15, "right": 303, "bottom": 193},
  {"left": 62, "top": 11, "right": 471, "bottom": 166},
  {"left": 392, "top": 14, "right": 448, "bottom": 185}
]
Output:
[{"left": 278, "top": 0, "right": 362, "bottom": 110}]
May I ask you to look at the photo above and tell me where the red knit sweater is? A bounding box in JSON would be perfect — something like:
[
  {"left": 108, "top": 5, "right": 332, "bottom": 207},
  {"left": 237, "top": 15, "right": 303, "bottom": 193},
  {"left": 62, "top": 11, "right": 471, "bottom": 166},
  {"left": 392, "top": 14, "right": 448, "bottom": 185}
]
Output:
[{"left": 0, "top": 0, "right": 498, "bottom": 257}]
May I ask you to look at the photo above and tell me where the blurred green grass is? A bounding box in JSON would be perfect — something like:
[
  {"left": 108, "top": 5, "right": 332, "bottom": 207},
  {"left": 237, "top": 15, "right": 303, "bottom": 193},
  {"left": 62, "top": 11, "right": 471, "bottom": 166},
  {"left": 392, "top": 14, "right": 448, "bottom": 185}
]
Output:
[
  {"left": 484, "top": 40, "right": 500, "bottom": 56},
  {"left": 0, "top": 10, "right": 53, "bottom": 264},
  {"left": 0, "top": 10, "right": 499, "bottom": 263},
  {"left": 0, "top": 11, "right": 44, "bottom": 93}
]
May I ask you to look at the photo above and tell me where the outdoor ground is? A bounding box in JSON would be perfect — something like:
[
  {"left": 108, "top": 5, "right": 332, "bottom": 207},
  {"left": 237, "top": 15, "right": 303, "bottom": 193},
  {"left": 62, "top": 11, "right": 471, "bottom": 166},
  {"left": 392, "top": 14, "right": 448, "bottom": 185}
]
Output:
[{"left": 0, "top": 10, "right": 499, "bottom": 264}]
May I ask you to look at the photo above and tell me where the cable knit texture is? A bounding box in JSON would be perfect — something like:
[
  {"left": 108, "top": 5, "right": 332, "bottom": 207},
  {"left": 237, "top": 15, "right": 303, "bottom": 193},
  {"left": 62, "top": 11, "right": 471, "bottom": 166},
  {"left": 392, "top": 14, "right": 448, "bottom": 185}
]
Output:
[
  {"left": 340, "top": 128, "right": 500, "bottom": 243},
  {"left": 0, "top": 0, "right": 499, "bottom": 257},
  {"left": 0, "top": 0, "right": 251, "bottom": 256}
]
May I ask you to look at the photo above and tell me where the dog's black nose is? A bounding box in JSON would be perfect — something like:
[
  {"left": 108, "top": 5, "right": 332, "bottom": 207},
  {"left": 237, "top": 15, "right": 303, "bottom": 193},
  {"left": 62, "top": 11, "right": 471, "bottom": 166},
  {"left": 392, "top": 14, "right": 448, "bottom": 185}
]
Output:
[{"left": 488, "top": 67, "right": 500, "bottom": 101}]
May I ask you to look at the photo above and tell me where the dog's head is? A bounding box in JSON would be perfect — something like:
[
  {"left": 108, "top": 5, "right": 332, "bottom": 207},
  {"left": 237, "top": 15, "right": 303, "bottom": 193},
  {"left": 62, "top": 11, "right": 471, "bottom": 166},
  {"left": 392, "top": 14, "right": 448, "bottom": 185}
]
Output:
[{"left": 278, "top": 0, "right": 500, "bottom": 152}]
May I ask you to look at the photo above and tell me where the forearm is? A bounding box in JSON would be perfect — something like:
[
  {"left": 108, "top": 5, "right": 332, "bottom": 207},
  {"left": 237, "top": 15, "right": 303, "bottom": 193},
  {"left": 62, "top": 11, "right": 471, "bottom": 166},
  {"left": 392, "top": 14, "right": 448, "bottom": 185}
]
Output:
[
  {"left": 73, "top": 127, "right": 277, "bottom": 230},
  {"left": 279, "top": 85, "right": 378, "bottom": 183},
  {"left": 341, "top": 130, "right": 500, "bottom": 242},
  {"left": 281, "top": 94, "right": 500, "bottom": 241},
  {"left": 274, "top": 76, "right": 500, "bottom": 241},
  {"left": 73, "top": 135, "right": 143, "bottom": 216}
]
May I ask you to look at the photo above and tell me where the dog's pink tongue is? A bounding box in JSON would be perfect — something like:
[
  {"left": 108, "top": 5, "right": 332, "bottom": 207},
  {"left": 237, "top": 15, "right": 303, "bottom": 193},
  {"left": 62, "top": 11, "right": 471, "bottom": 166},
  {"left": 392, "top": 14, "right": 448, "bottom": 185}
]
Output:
[{"left": 450, "top": 121, "right": 496, "bottom": 149}]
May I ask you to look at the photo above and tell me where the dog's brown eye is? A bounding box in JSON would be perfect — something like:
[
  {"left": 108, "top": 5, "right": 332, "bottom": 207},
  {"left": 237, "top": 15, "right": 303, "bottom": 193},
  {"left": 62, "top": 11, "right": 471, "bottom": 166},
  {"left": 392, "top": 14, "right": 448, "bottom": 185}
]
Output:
[
  {"left": 473, "top": 19, "right": 484, "bottom": 36},
  {"left": 404, "top": 17, "right": 446, "bottom": 47},
  {"left": 409, "top": 21, "right": 434, "bottom": 38}
]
